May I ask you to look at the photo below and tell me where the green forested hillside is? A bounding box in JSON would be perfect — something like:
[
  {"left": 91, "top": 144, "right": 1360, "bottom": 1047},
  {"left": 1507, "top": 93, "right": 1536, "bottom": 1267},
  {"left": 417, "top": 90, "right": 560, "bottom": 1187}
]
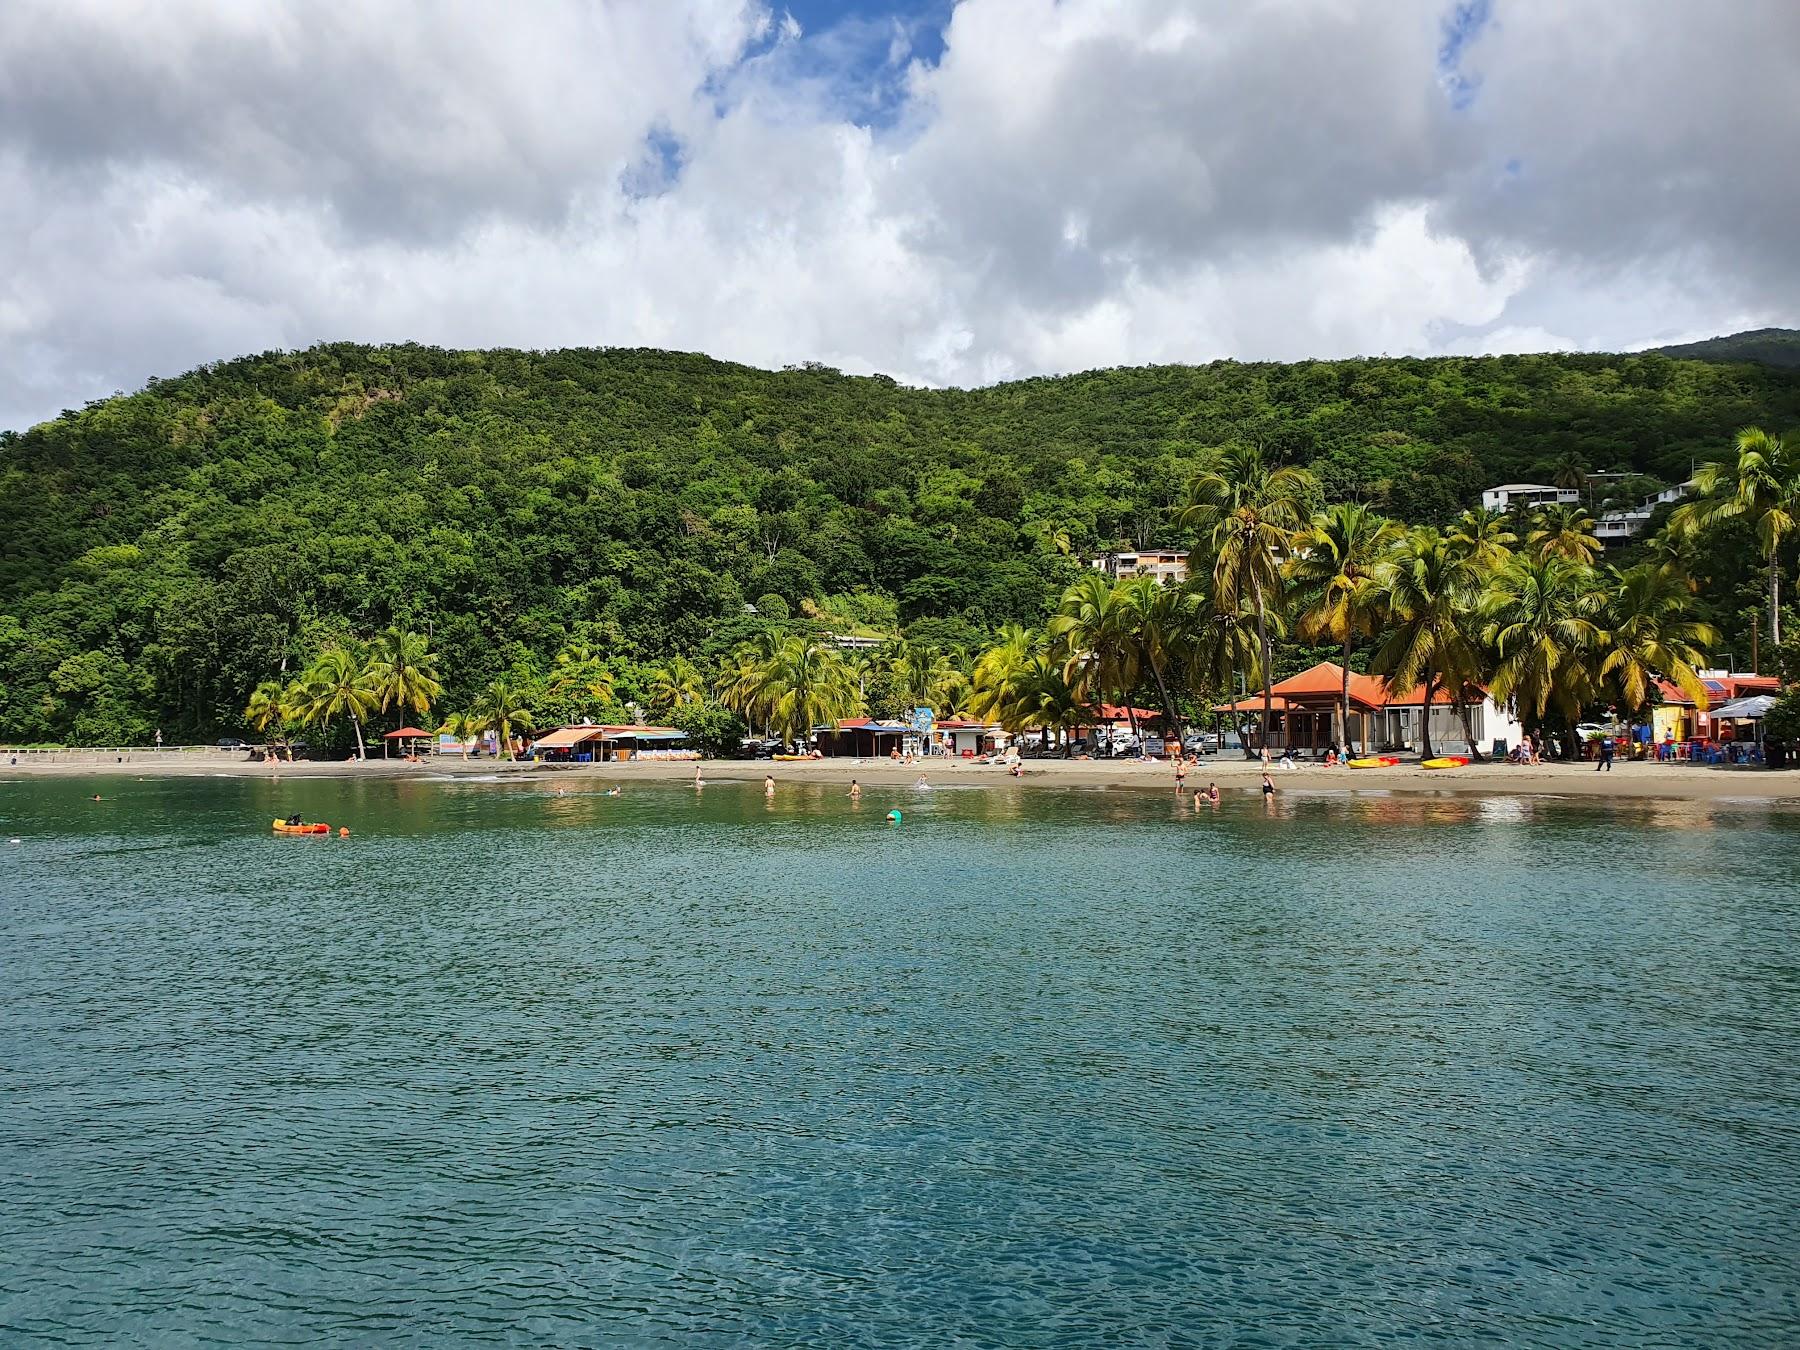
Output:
[
  {"left": 1654, "top": 328, "right": 1800, "bottom": 370},
  {"left": 2, "top": 342, "right": 1797, "bottom": 743}
]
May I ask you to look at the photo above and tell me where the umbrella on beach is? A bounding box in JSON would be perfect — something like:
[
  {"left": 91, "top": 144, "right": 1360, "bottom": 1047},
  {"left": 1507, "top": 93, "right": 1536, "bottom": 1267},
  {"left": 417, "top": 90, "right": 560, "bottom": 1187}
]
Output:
[{"left": 382, "top": 726, "right": 430, "bottom": 758}]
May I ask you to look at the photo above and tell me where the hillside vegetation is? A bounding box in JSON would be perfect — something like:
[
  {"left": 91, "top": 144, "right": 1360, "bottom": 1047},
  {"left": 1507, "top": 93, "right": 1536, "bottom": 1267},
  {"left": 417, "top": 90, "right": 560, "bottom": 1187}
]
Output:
[
  {"left": 2, "top": 342, "right": 1797, "bottom": 744},
  {"left": 1654, "top": 327, "right": 1800, "bottom": 370}
]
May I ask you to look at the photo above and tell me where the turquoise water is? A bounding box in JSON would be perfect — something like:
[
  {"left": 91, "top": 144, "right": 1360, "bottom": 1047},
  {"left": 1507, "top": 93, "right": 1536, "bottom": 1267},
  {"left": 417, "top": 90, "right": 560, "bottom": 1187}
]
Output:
[{"left": 2, "top": 775, "right": 1797, "bottom": 1346}]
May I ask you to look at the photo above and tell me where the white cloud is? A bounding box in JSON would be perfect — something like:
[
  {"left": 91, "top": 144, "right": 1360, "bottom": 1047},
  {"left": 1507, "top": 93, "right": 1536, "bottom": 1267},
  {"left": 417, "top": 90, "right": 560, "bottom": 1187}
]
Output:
[{"left": 1, "top": 0, "right": 1796, "bottom": 430}]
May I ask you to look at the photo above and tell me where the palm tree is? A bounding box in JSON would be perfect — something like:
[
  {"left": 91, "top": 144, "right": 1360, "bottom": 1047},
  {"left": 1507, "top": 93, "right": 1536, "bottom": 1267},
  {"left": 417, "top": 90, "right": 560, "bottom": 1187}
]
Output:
[
  {"left": 968, "top": 625, "right": 1038, "bottom": 723},
  {"left": 1368, "top": 528, "right": 1484, "bottom": 759},
  {"left": 1481, "top": 554, "right": 1603, "bottom": 751},
  {"left": 1001, "top": 651, "right": 1082, "bottom": 755},
  {"left": 368, "top": 628, "right": 443, "bottom": 721},
  {"left": 1048, "top": 572, "right": 1144, "bottom": 740},
  {"left": 887, "top": 640, "right": 969, "bottom": 716},
  {"left": 549, "top": 642, "right": 616, "bottom": 709},
  {"left": 1182, "top": 582, "right": 1265, "bottom": 756},
  {"left": 1526, "top": 504, "right": 1603, "bottom": 565},
  {"left": 289, "top": 643, "right": 379, "bottom": 759},
  {"left": 245, "top": 680, "right": 285, "bottom": 734},
  {"left": 1672, "top": 426, "right": 1797, "bottom": 648},
  {"left": 1641, "top": 529, "right": 1704, "bottom": 594},
  {"left": 1447, "top": 507, "right": 1517, "bottom": 572},
  {"left": 1290, "top": 502, "right": 1402, "bottom": 752},
  {"left": 1181, "top": 445, "right": 1315, "bottom": 747},
  {"left": 1113, "top": 574, "right": 1198, "bottom": 745},
  {"left": 1597, "top": 564, "right": 1718, "bottom": 716},
  {"left": 472, "top": 679, "right": 534, "bottom": 760},
  {"left": 1543, "top": 450, "right": 1589, "bottom": 496},
  {"left": 717, "top": 634, "right": 781, "bottom": 736},
  {"left": 438, "top": 710, "right": 480, "bottom": 758},
  {"left": 756, "top": 637, "right": 859, "bottom": 747},
  {"left": 646, "top": 656, "right": 706, "bottom": 714}
]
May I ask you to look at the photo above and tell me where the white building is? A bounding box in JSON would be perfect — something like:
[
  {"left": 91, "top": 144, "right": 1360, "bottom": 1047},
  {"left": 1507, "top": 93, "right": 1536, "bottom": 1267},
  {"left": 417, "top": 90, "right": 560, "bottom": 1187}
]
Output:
[
  {"left": 1089, "top": 547, "right": 1189, "bottom": 586},
  {"left": 1480, "top": 483, "right": 1579, "bottom": 513},
  {"left": 1596, "top": 481, "right": 1694, "bottom": 542}
]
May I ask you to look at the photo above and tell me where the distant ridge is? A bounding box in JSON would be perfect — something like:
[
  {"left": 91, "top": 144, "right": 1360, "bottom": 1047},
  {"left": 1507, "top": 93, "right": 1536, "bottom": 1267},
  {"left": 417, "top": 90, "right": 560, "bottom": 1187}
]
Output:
[{"left": 1651, "top": 327, "right": 1800, "bottom": 369}]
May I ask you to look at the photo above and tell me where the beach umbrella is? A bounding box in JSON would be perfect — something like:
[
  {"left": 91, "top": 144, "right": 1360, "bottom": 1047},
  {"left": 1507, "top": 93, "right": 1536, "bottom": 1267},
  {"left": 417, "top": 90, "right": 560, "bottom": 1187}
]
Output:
[{"left": 383, "top": 726, "right": 430, "bottom": 758}]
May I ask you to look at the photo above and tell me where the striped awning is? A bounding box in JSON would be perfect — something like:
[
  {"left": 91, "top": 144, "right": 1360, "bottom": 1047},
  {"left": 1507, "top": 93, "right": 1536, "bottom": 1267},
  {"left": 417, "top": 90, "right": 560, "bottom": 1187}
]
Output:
[{"left": 530, "top": 725, "right": 609, "bottom": 751}]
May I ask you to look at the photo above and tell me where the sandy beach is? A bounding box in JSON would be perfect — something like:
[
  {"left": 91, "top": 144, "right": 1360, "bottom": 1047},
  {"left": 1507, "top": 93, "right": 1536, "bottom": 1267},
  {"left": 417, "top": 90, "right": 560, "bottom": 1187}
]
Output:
[{"left": 6, "top": 747, "right": 1797, "bottom": 805}]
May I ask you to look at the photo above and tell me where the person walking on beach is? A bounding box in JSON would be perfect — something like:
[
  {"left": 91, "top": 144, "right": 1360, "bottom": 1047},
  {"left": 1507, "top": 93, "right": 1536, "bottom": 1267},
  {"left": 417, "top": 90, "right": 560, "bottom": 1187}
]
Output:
[{"left": 1597, "top": 736, "right": 1614, "bottom": 772}]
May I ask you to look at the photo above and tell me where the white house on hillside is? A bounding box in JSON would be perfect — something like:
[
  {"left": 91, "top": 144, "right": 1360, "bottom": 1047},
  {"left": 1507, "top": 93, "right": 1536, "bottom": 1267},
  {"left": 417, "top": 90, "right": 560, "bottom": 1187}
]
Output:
[
  {"left": 1089, "top": 548, "right": 1189, "bottom": 585},
  {"left": 1480, "top": 483, "right": 1579, "bottom": 513}
]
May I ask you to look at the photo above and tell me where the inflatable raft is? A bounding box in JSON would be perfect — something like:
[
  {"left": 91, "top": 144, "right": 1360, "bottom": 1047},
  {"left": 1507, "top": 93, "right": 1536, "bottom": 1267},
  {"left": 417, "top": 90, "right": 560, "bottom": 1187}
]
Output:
[{"left": 272, "top": 818, "right": 329, "bottom": 834}]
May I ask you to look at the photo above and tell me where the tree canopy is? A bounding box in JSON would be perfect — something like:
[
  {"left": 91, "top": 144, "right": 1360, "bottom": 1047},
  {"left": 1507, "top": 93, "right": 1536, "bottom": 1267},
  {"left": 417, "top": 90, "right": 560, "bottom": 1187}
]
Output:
[{"left": 2, "top": 340, "right": 1796, "bottom": 744}]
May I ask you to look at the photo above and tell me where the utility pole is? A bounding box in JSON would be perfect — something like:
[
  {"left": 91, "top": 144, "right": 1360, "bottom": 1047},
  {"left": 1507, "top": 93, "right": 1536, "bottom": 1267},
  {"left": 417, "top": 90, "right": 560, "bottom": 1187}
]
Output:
[{"left": 1751, "top": 613, "right": 1759, "bottom": 674}]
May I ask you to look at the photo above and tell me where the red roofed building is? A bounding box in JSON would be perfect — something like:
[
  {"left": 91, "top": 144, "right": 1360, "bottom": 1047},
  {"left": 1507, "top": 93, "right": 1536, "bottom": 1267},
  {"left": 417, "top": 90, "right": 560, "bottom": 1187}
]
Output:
[{"left": 1213, "top": 661, "right": 1525, "bottom": 756}]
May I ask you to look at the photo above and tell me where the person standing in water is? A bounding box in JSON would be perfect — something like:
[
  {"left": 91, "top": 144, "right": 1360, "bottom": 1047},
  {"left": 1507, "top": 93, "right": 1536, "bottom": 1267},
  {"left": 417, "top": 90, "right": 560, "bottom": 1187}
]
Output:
[
  {"left": 1207, "top": 782, "right": 1220, "bottom": 806},
  {"left": 764, "top": 774, "right": 775, "bottom": 797},
  {"left": 1261, "top": 771, "right": 1275, "bottom": 797},
  {"left": 849, "top": 780, "right": 862, "bottom": 800}
]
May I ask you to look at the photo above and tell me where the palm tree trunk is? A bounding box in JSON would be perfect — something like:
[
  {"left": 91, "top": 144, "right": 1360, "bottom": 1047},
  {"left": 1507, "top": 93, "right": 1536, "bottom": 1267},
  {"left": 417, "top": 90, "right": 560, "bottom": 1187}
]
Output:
[
  {"left": 1148, "top": 659, "right": 1180, "bottom": 753},
  {"left": 1254, "top": 581, "right": 1274, "bottom": 756},
  {"left": 1418, "top": 670, "right": 1436, "bottom": 760},
  {"left": 1453, "top": 687, "right": 1485, "bottom": 762},
  {"left": 1339, "top": 636, "right": 1353, "bottom": 753},
  {"left": 351, "top": 713, "right": 366, "bottom": 760},
  {"left": 1770, "top": 546, "right": 1783, "bottom": 650}
]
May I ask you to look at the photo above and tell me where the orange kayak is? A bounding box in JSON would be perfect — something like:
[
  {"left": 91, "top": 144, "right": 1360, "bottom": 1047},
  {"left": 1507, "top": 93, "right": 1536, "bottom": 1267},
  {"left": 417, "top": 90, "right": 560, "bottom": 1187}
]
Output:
[{"left": 272, "top": 818, "right": 329, "bottom": 834}]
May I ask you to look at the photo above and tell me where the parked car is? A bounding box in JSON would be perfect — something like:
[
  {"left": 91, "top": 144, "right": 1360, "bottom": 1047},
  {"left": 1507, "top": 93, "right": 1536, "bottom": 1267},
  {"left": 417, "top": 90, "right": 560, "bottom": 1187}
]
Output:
[{"left": 216, "top": 737, "right": 249, "bottom": 751}]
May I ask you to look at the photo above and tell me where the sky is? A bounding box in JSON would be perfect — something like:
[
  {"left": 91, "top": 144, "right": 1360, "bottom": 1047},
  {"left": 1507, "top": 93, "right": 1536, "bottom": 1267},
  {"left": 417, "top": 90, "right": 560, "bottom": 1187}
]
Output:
[{"left": 2, "top": 0, "right": 1796, "bottom": 432}]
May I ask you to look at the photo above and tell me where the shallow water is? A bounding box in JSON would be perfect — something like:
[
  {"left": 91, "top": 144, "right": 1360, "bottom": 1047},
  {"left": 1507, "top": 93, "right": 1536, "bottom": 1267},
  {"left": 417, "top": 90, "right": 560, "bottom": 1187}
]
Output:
[{"left": 3, "top": 776, "right": 1798, "bottom": 1345}]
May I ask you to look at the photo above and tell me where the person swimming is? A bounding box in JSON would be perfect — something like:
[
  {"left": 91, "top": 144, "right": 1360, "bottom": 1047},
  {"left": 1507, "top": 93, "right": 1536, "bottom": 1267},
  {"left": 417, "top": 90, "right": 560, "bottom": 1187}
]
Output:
[
  {"left": 914, "top": 774, "right": 930, "bottom": 789},
  {"left": 606, "top": 786, "right": 621, "bottom": 797}
]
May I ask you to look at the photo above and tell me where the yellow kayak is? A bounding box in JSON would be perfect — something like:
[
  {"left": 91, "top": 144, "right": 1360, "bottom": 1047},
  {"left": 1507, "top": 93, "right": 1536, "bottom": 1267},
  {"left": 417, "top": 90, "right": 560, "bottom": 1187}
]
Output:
[
  {"left": 1421, "top": 757, "right": 1470, "bottom": 770},
  {"left": 1348, "top": 756, "right": 1399, "bottom": 768}
]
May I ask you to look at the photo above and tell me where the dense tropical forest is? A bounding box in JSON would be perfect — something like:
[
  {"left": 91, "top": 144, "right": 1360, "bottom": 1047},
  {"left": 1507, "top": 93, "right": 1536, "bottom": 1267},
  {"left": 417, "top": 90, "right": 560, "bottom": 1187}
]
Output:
[{"left": 2, "top": 338, "right": 1797, "bottom": 751}]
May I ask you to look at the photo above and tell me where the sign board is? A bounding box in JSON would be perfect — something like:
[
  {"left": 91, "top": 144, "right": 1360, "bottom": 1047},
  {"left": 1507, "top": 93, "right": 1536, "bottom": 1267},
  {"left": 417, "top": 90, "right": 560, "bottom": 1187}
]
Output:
[{"left": 913, "top": 706, "right": 934, "bottom": 734}]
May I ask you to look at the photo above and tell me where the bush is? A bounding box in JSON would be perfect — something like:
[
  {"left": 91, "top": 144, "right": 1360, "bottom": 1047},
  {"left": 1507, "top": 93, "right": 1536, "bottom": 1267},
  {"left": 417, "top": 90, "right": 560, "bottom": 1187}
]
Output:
[
  {"left": 669, "top": 702, "right": 747, "bottom": 758},
  {"left": 1762, "top": 687, "right": 1800, "bottom": 745},
  {"left": 754, "top": 593, "right": 790, "bottom": 621}
]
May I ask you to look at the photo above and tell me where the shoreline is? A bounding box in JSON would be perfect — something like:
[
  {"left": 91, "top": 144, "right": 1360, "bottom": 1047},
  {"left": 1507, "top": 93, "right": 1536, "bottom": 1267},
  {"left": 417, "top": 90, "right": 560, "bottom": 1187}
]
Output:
[{"left": 4, "top": 749, "right": 1797, "bottom": 806}]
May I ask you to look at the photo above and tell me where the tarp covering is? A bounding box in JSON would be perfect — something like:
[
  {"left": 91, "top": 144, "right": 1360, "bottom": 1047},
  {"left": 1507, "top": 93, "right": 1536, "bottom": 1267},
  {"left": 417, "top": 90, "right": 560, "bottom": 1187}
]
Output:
[
  {"left": 1713, "top": 695, "right": 1775, "bottom": 719},
  {"left": 530, "top": 725, "right": 608, "bottom": 751}
]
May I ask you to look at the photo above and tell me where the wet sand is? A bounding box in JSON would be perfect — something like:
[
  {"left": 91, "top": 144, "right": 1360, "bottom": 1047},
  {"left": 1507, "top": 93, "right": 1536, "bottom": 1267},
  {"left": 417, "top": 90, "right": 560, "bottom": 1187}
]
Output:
[{"left": 5, "top": 748, "right": 1796, "bottom": 805}]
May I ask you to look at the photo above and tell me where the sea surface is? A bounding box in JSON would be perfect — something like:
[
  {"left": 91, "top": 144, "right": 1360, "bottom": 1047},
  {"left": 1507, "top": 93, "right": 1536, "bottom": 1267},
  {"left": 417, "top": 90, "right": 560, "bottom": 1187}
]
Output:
[{"left": 2, "top": 774, "right": 1797, "bottom": 1346}]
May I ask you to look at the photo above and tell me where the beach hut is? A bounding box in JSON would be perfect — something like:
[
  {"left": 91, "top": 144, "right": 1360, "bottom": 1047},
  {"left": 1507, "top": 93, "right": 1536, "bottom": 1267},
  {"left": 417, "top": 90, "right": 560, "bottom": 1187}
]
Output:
[{"left": 815, "top": 718, "right": 910, "bottom": 758}]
